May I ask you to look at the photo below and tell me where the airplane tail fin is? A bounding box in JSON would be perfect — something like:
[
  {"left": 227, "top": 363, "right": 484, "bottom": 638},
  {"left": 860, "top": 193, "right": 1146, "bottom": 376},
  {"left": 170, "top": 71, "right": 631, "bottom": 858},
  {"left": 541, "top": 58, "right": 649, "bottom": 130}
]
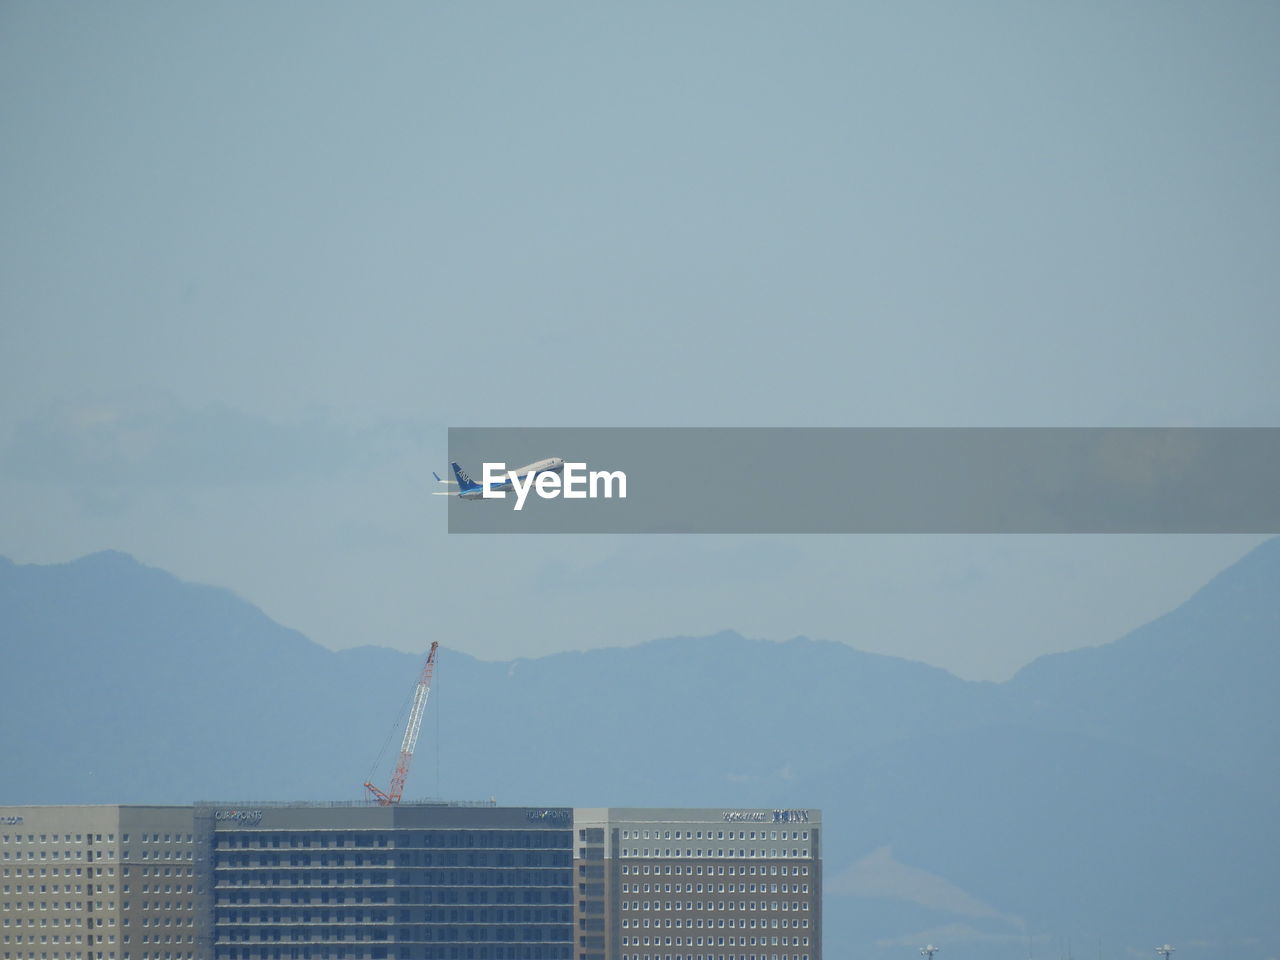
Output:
[{"left": 450, "top": 461, "right": 481, "bottom": 493}]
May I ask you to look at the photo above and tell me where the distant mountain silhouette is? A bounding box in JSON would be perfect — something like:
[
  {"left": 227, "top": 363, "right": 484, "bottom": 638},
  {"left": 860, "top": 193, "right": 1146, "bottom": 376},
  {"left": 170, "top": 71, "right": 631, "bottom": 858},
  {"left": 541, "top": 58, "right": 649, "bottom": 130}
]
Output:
[
  {"left": 2, "top": 543, "right": 1276, "bottom": 960},
  {"left": 1008, "top": 537, "right": 1280, "bottom": 787}
]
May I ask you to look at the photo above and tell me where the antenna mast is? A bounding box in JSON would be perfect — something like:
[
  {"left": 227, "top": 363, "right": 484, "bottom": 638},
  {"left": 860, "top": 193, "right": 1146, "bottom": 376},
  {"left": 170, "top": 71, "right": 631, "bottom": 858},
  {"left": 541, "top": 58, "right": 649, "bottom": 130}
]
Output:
[{"left": 364, "top": 641, "right": 439, "bottom": 805}]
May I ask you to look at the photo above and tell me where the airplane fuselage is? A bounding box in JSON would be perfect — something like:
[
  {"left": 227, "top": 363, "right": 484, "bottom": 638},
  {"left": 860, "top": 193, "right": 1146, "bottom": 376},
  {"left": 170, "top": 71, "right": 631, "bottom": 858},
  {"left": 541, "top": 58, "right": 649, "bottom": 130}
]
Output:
[{"left": 456, "top": 458, "right": 564, "bottom": 500}]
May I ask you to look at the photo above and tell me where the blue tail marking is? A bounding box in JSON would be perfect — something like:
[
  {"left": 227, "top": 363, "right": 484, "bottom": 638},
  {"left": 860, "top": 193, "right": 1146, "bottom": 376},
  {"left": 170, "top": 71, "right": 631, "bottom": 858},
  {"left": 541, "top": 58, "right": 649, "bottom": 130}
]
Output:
[{"left": 450, "top": 461, "right": 481, "bottom": 492}]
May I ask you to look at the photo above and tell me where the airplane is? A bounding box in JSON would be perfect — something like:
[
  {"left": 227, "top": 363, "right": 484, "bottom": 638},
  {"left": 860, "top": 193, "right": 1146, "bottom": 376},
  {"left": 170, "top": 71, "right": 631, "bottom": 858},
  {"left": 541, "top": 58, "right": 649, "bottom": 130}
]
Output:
[{"left": 432, "top": 458, "right": 565, "bottom": 500}]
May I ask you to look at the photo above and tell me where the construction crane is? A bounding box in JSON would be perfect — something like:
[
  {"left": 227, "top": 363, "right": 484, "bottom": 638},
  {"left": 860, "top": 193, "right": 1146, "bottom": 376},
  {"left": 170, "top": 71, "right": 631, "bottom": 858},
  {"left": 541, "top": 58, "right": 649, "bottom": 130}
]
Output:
[{"left": 363, "top": 641, "right": 439, "bottom": 805}]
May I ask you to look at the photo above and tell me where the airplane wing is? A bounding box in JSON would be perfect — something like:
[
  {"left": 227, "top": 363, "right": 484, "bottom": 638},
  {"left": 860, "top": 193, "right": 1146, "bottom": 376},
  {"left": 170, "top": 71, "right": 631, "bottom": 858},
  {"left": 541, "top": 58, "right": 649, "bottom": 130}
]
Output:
[{"left": 430, "top": 491, "right": 456, "bottom": 496}]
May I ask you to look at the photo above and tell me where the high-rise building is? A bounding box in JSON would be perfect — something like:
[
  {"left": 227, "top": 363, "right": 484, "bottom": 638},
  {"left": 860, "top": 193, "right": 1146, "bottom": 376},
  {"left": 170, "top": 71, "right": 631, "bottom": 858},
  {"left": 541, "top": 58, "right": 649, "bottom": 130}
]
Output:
[
  {"left": 571, "top": 809, "right": 820, "bottom": 960},
  {"left": 0, "top": 805, "right": 207, "bottom": 960},
  {"left": 205, "top": 802, "right": 573, "bottom": 960}
]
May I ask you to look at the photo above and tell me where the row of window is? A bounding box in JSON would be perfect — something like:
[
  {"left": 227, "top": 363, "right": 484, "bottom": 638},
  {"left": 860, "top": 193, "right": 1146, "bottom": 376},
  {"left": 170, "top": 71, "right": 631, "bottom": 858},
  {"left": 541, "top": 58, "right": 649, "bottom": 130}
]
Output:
[
  {"left": 4, "top": 871, "right": 182, "bottom": 882},
  {"left": 0, "top": 835, "right": 191, "bottom": 846},
  {"left": 620, "top": 952, "right": 810, "bottom": 960},
  {"left": 622, "top": 884, "right": 808, "bottom": 894},
  {"left": 219, "top": 854, "right": 568, "bottom": 868},
  {"left": 2, "top": 873, "right": 101, "bottom": 880},
  {"left": 1, "top": 856, "right": 98, "bottom": 865},
  {"left": 620, "top": 831, "right": 807, "bottom": 843},
  {"left": 2, "top": 855, "right": 189, "bottom": 866},
  {"left": 216, "top": 928, "right": 571, "bottom": 944},
  {"left": 123, "top": 855, "right": 190, "bottom": 864},
  {"left": 623, "top": 937, "right": 809, "bottom": 947},
  {"left": 622, "top": 919, "right": 810, "bottom": 930},
  {"left": 218, "top": 871, "right": 572, "bottom": 887},
  {"left": 217, "top": 832, "right": 570, "bottom": 851},
  {"left": 2, "top": 918, "right": 88, "bottom": 927},
  {"left": 621, "top": 903, "right": 810, "bottom": 914},
  {"left": 619, "top": 850, "right": 806, "bottom": 860},
  {"left": 1, "top": 934, "right": 192, "bottom": 945},
  {"left": 219, "top": 945, "right": 568, "bottom": 960},
  {"left": 621, "top": 866, "right": 809, "bottom": 877},
  {"left": 3, "top": 917, "right": 189, "bottom": 929},
  {"left": 7, "top": 882, "right": 145, "bottom": 899},
  {"left": 216, "top": 910, "right": 574, "bottom": 925},
  {"left": 2, "top": 904, "right": 193, "bottom": 915},
  {"left": 30, "top": 885, "right": 190, "bottom": 898},
  {"left": 217, "top": 890, "right": 557, "bottom": 907},
  {"left": 3, "top": 919, "right": 191, "bottom": 933}
]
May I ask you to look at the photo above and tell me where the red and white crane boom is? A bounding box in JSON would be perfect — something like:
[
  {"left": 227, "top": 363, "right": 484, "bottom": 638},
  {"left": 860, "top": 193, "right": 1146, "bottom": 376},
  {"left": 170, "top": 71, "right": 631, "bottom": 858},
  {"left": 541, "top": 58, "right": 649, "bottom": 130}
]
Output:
[{"left": 363, "top": 641, "right": 438, "bottom": 805}]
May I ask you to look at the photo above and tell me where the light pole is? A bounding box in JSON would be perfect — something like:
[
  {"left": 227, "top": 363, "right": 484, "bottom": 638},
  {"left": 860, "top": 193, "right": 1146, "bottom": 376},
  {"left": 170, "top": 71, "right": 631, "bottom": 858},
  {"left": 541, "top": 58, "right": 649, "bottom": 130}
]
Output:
[
  {"left": 1156, "top": 945, "right": 1175, "bottom": 960},
  {"left": 921, "top": 945, "right": 940, "bottom": 960}
]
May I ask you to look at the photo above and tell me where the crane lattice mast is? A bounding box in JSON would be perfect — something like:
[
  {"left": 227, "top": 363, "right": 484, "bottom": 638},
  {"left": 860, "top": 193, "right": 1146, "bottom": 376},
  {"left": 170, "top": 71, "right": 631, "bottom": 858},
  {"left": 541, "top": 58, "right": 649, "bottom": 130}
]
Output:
[{"left": 364, "top": 641, "right": 439, "bottom": 805}]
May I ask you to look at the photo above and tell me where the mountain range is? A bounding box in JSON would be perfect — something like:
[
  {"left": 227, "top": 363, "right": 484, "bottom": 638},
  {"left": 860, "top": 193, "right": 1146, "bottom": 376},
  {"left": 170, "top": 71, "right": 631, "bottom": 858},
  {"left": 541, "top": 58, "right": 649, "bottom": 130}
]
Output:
[{"left": 2, "top": 542, "right": 1277, "bottom": 960}]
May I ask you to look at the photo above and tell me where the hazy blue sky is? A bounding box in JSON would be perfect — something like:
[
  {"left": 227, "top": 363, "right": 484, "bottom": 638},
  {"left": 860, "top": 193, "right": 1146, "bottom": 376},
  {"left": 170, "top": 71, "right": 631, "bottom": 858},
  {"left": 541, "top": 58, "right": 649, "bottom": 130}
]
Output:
[{"left": 2, "top": 2, "right": 1276, "bottom": 679}]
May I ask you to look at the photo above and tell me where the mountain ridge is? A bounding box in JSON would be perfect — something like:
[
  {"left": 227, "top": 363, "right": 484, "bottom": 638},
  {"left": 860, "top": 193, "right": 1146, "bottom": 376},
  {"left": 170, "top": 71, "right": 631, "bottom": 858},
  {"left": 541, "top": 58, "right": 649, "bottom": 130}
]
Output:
[{"left": 1, "top": 542, "right": 1276, "bottom": 960}]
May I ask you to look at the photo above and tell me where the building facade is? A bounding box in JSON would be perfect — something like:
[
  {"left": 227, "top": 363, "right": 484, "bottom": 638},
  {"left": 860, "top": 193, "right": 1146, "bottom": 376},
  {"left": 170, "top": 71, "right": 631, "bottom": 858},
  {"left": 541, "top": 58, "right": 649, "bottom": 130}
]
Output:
[
  {"left": 0, "top": 805, "right": 206, "bottom": 960},
  {"left": 2, "top": 806, "right": 819, "bottom": 960},
  {"left": 206, "top": 802, "right": 573, "bottom": 960},
  {"left": 572, "top": 809, "right": 820, "bottom": 960}
]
